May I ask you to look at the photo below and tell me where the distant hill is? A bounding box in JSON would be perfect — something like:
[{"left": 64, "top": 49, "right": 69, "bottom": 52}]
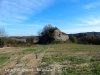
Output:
[{"left": 68, "top": 32, "right": 100, "bottom": 38}]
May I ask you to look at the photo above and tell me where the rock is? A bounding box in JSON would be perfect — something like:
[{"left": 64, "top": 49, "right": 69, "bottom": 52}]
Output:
[
  {"left": 53, "top": 30, "right": 69, "bottom": 42},
  {"left": 33, "top": 36, "right": 39, "bottom": 43},
  {"left": 38, "top": 29, "right": 69, "bottom": 44}
]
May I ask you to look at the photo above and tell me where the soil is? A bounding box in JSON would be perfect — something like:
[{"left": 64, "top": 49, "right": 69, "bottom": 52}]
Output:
[{"left": 0, "top": 47, "right": 39, "bottom": 75}]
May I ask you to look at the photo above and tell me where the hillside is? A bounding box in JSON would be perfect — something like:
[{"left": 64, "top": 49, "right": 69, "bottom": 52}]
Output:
[{"left": 68, "top": 32, "right": 100, "bottom": 37}]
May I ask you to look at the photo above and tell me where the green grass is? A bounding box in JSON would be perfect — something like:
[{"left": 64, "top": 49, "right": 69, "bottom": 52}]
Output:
[
  {"left": 90, "top": 62, "right": 100, "bottom": 75},
  {"left": 0, "top": 56, "right": 9, "bottom": 64},
  {"left": 21, "top": 48, "right": 37, "bottom": 54},
  {"left": 40, "top": 43, "right": 100, "bottom": 75},
  {"left": 42, "top": 56, "right": 88, "bottom": 64},
  {"left": 21, "top": 45, "right": 49, "bottom": 54},
  {"left": 0, "top": 43, "right": 100, "bottom": 75},
  {"left": 57, "top": 62, "right": 100, "bottom": 75},
  {"left": 90, "top": 56, "right": 100, "bottom": 62},
  {"left": 0, "top": 53, "right": 10, "bottom": 65}
]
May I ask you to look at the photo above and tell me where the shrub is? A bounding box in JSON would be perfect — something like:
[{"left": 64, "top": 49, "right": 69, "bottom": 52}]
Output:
[
  {"left": 69, "top": 36, "right": 77, "bottom": 43},
  {"left": 0, "top": 38, "right": 4, "bottom": 47},
  {"left": 38, "top": 24, "right": 58, "bottom": 44},
  {"left": 78, "top": 36, "right": 100, "bottom": 45},
  {"left": 26, "top": 36, "right": 35, "bottom": 44}
]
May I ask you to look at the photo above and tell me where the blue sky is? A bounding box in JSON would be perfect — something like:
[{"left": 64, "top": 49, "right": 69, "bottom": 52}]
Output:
[{"left": 0, "top": 0, "right": 100, "bottom": 36}]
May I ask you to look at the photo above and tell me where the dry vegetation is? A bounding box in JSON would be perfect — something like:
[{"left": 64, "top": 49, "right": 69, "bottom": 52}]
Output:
[{"left": 0, "top": 44, "right": 100, "bottom": 75}]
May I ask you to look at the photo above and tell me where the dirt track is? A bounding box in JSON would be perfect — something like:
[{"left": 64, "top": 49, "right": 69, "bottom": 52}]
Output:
[
  {"left": 0, "top": 47, "right": 39, "bottom": 75},
  {"left": 0, "top": 47, "right": 50, "bottom": 75}
]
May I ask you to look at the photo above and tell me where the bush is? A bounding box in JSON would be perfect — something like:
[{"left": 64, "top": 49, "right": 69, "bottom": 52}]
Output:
[
  {"left": 69, "top": 36, "right": 77, "bottom": 43},
  {"left": 0, "top": 27, "right": 8, "bottom": 47},
  {"left": 78, "top": 36, "right": 100, "bottom": 45},
  {"left": 38, "top": 24, "right": 58, "bottom": 44},
  {"left": 0, "top": 38, "right": 4, "bottom": 47},
  {"left": 6, "top": 38, "right": 17, "bottom": 46},
  {"left": 26, "top": 36, "right": 35, "bottom": 44}
]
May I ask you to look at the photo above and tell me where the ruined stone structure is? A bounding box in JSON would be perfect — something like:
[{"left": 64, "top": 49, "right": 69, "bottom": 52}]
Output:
[
  {"left": 37, "top": 29, "right": 69, "bottom": 44},
  {"left": 53, "top": 30, "right": 69, "bottom": 42},
  {"left": 33, "top": 36, "right": 39, "bottom": 43}
]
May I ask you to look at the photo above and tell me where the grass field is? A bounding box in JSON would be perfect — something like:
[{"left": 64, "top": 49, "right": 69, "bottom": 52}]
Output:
[{"left": 0, "top": 44, "right": 100, "bottom": 75}]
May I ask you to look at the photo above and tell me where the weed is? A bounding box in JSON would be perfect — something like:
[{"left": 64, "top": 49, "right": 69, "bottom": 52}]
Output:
[
  {"left": 90, "top": 62, "right": 100, "bottom": 75},
  {"left": 90, "top": 56, "right": 100, "bottom": 62}
]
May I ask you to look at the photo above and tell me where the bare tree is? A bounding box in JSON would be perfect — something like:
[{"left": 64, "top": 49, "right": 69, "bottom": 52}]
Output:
[
  {"left": 0, "top": 27, "right": 8, "bottom": 47},
  {"left": 0, "top": 27, "right": 8, "bottom": 37}
]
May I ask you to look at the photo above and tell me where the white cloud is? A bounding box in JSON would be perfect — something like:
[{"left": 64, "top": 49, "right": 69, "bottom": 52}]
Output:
[
  {"left": 62, "top": 16, "right": 100, "bottom": 34},
  {"left": 84, "top": 1, "right": 100, "bottom": 9},
  {"left": 0, "top": 0, "right": 53, "bottom": 25},
  {"left": 70, "top": 16, "right": 100, "bottom": 26},
  {"left": 81, "top": 16, "right": 100, "bottom": 25},
  {"left": 64, "top": 26, "right": 100, "bottom": 34}
]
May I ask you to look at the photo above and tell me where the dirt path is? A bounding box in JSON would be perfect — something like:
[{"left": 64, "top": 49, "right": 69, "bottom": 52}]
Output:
[
  {"left": 0, "top": 46, "right": 50, "bottom": 75},
  {"left": 0, "top": 47, "right": 25, "bottom": 53},
  {"left": 0, "top": 53, "right": 39, "bottom": 75},
  {"left": 37, "top": 47, "right": 50, "bottom": 64},
  {"left": 5, "top": 53, "right": 39, "bottom": 75},
  {"left": 50, "top": 63, "right": 65, "bottom": 75},
  {"left": 0, "top": 54, "right": 22, "bottom": 75}
]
